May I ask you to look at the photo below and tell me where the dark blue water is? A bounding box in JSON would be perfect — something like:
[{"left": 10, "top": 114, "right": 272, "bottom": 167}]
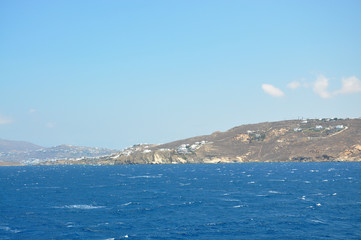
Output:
[{"left": 1, "top": 163, "right": 361, "bottom": 239}]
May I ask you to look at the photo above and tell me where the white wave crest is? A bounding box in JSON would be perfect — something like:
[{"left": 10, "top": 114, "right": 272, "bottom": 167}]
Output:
[
  {"left": 121, "top": 202, "right": 132, "bottom": 206},
  {"left": 268, "top": 190, "right": 281, "bottom": 194},
  {"left": 0, "top": 226, "right": 21, "bottom": 233},
  {"left": 60, "top": 204, "right": 105, "bottom": 209},
  {"left": 128, "top": 175, "right": 161, "bottom": 179}
]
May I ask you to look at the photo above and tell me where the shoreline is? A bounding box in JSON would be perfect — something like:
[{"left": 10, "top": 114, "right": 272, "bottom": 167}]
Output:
[{"left": 1, "top": 159, "right": 361, "bottom": 167}]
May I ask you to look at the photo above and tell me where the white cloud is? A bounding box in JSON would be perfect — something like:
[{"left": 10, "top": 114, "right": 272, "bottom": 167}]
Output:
[
  {"left": 0, "top": 115, "right": 13, "bottom": 125},
  {"left": 335, "top": 76, "right": 361, "bottom": 95},
  {"left": 313, "top": 75, "right": 332, "bottom": 98},
  {"left": 287, "top": 81, "right": 301, "bottom": 89},
  {"left": 262, "top": 84, "right": 284, "bottom": 98},
  {"left": 312, "top": 75, "right": 361, "bottom": 98},
  {"left": 29, "top": 109, "right": 36, "bottom": 114}
]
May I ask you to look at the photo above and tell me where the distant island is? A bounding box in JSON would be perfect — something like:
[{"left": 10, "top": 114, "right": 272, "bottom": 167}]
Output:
[
  {"left": 29, "top": 118, "right": 360, "bottom": 166},
  {"left": 0, "top": 140, "right": 118, "bottom": 166},
  {"left": 1, "top": 118, "right": 360, "bottom": 166}
]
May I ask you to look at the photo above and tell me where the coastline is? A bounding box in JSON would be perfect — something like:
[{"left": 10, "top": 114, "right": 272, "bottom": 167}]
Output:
[{"left": 1, "top": 159, "right": 361, "bottom": 167}]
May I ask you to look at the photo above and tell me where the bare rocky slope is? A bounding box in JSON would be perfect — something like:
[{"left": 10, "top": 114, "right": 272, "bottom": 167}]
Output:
[{"left": 39, "top": 118, "right": 361, "bottom": 165}]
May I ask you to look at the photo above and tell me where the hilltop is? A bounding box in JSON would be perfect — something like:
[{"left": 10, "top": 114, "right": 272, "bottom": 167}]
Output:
[
  {"left": 0, "top": 139, "right": 42, "bottom": 153},
  {"left": 39, "top": 118, "right": 361, "bottom": 165}
]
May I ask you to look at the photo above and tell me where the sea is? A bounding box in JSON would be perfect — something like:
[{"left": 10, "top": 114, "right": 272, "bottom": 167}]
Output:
[{"left": 1, "top": 162, "right": 361, "bottom": 239}]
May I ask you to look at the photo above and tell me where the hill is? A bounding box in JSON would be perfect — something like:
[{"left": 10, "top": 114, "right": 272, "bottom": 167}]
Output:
[
  {"left": 39, "top": 118, "right": 361, "bottom": 165},
  {"left": 0, "top": 139, "right": 42, "bottom": 153},
  {"left": 0, "top": 142, "right": 118, "bottom": 165}
]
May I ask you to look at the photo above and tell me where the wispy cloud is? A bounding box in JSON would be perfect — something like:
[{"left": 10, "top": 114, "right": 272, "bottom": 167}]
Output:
[
  {"left": 313, "top": 75, "right": 332, "bottom": 98},
  {"left": 287, "top": 81, "right": 301, "bottom": 89},
  {"left": 29, "top": 109, "right": 36, "bottom": 114},
  {"left": 312, "top": 75, "right": 361, "bottom": 98},
  {"left": 263, "top": 75, "right": 360, "bottom": 99},
  {"left": 335, "top": 76, "right": 361, "bottom": 95},
  {"left": 262, "top": 84, "right": 284, "bottom": 98},
  {"left": 46, "top": 122, "right": 56, "bottom": 128},
  {"left": 0, "top": 114, "right": 13, "bottom": 125}
]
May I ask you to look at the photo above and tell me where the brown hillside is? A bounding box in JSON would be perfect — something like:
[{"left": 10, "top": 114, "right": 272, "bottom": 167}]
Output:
[{"left": 39, "top": 118, "right": 361, "bottom": 165}]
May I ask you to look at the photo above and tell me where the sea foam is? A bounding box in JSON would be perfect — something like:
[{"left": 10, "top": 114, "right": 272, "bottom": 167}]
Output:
[{"left": 58, "top": 204, "right": 105, "bottom": 209}]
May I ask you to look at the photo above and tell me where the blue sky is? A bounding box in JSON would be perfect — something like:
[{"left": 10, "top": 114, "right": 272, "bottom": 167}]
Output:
[{"left": 1, "top": 0, "right": 361, "bottom": 149}]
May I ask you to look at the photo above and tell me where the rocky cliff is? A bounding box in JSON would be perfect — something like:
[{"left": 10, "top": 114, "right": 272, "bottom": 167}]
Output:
[{"left": 39, "top": 118, "right": 361, "bottom": 165}]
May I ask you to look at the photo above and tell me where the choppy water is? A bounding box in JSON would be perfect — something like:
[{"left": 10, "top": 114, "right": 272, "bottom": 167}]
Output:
[{"left": 1, "top": 162, "right": 361, "bottom": 239}]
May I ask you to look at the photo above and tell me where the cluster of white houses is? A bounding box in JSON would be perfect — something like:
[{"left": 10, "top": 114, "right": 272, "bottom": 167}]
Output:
[
  {"left": 177, "top": 141, "right": 208, "bottom": 154},
  {"left": 294, "top": 124, "right": 344, "bottom": 132}
]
